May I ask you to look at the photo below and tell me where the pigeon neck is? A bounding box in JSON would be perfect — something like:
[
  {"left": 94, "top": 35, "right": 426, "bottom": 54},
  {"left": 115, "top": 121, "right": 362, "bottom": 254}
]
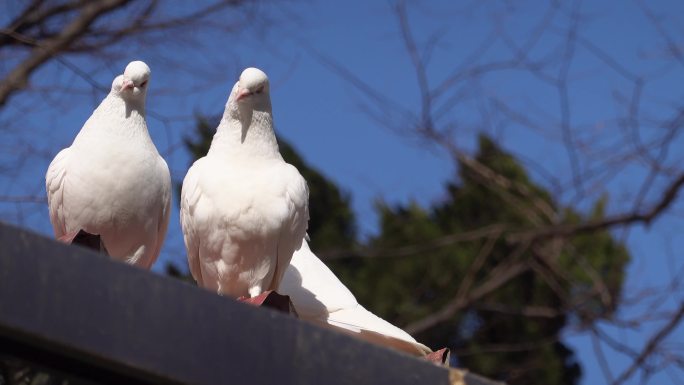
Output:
[
  {"left": 79, "top": 93, "right": 149, "bottom": 139},
  {"left": 211, "top": 108, "right": 282, "bottom": 159}
]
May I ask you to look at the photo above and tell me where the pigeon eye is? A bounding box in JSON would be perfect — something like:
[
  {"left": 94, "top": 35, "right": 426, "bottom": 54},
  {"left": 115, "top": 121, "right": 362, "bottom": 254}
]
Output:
[
  {"left": 140, "top": 80, "right": 148, "bottom": 88},
  {"left": 255, "top": 86, "right": 264, "bottom": 94}
]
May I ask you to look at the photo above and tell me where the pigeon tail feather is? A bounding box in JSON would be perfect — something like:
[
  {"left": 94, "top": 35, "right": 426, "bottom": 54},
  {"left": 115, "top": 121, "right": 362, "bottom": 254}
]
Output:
[{"left": 279, "top": 240, "right": 432, "bottom": 357}]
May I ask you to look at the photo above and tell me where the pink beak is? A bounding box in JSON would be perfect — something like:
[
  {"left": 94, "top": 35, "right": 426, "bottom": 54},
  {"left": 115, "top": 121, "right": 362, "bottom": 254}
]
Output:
[
  {"left": 122, "top": 78, "right": 135, "bottom": 91},
  {"left": 236, "top": 87, "right": 252, "bottom": 101}
]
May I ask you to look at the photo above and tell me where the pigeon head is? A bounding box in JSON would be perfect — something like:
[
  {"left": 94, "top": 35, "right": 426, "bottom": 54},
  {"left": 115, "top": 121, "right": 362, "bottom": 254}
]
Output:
[
  {"left": 111, "top": 75, "right": 126, "bottom": 93},
  {"left": 235, "top": 67, "right": 270, "bottom": 105},
  {"left": 118, "top": 60, "right": 151, "bottom": 98}
]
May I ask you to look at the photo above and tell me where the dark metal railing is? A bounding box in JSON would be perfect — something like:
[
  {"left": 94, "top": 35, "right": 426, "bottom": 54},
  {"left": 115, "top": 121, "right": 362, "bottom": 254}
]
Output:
[{"left": 0, "top": 222, "right": 502, "bottom": 385}]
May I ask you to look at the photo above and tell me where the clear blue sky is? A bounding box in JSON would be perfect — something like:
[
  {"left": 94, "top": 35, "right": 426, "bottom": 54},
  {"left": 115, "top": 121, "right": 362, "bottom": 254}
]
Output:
[{"left": 1, "top": 1, "right": 683, "bottom": 384}]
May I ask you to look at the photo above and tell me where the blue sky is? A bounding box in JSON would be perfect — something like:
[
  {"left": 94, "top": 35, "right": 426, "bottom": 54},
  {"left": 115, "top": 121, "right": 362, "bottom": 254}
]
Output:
[{"left": 1, "top": 1, "right": 683, "bottom": 384}]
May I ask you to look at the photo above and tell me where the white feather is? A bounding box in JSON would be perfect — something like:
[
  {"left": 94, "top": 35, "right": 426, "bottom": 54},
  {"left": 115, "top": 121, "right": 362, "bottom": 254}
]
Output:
[
  {"left": 180, "top": 67, "right": 309, "bottom": 298},
  {"left": 279, "top": 240, "right": 432, "bottom": 356},
  {"left": 45, "top": 61, "right": 171, "bottom": 269}
]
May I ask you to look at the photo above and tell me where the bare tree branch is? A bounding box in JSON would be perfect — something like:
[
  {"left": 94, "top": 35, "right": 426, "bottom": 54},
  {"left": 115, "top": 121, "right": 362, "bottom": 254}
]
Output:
[
  {"left": 511, "top": 172, "right": 684, "bottom": 242},
  {"left": 0, "top": 0, "right": 133, "bottom": 107},
  {"left": 320, "top": 224, "right": 505, "bottom": 260},
  {"left": 611, "top": 302, "right": 684, "bottom": 385},
  {"left": 405, "top": 240, "right": 530, "bottom": 334}
]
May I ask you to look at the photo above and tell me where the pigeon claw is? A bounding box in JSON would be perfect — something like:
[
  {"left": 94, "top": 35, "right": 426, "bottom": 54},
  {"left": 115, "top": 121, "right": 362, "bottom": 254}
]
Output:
[{"left": 237, "top": 290, "right": 297, "bottom": 316}]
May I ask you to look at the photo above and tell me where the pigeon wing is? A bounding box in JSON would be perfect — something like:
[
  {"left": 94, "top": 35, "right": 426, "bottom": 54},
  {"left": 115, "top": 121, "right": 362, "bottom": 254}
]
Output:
[
  {"left": 180, "top": 159, "right": 205, "bottom": 284},
  {"left": 280, "top": 240, "right": 356, "bottom": 318},
  {"left": 271, "top": 164, "right": 309, "bottom": 291},
  {"left": 45, "top": 148, "right": 71, "bottom": 239},
  {"left": 146, "top": 157, "right": 172, "bottom": 269},
  {"left": 280, "top": 240, "right": 432, "bottom": 356}
]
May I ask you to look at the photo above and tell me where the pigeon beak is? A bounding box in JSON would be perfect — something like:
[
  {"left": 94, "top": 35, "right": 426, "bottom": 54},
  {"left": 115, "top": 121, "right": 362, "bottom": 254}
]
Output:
[
  {"left": 236, "top": 87, "right": 252, "bottom": 101},
  {"left": 121, "top": 78, "right": 135, "bottom": 91}
]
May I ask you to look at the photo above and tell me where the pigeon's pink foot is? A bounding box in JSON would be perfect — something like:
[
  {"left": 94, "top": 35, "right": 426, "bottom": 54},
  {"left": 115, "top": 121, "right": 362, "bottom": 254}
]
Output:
[
  {"left": 57, "top": 231, "right": 80, "bottom": 244},
  {"left": 237, "top": 291, "right": 297, "bottom": 316},
  {"left": 425, "top": 347, "right": 450, "bottom": 365}
]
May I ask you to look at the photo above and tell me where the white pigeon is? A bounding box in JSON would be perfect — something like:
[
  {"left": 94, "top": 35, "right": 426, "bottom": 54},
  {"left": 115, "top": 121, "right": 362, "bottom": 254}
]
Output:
[
  {"left": 180, "top": 67, "right": 309, "bottom": 298},
  {"left": 46, "top": 61, "right": 171, "bottom": 269},
  {"left": 279, "top": 240, "right": 433, "bottom": 357}
]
